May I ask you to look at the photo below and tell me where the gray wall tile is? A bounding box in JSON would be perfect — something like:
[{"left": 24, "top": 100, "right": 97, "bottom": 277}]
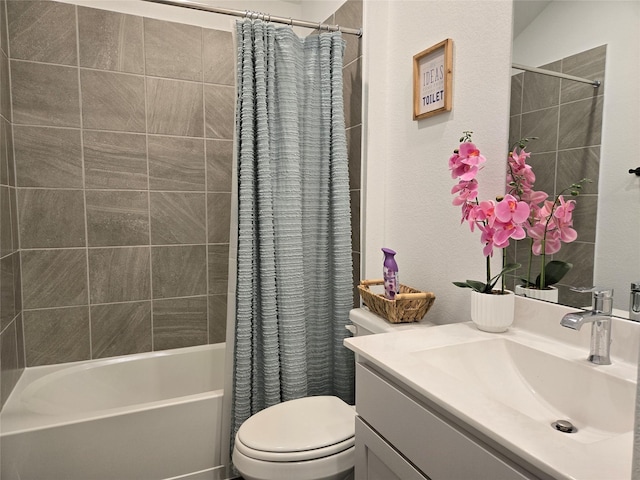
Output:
[
  {"left": 350, "top": 189, "right": 360, "bottom": 252},
  {"left": 1, "top": 253, "right": 15, "bottom": 330},
  {"left": 144, "top": 18, "right": 202, "bottom": 81},
  {"left": 153, "top": 296, "right": 207, "bottom": 350},
  {"left": 1, "top": 319, "right": 20, "bottom": 408},
  {"left": 343, "top": 58, "right": 361, "bottom": 128},
  {"left": 204, "top": 84, "right": 234, "bottom": 139},
  {"left": 208, "top": 244, "right": 229, "bottom": 295},
  {"left": 11, "top": 60, "right": 80, "bottom": 127},
  {"left": 147, "top": 77, "right": 203, "bottom": 137},
  {"left": 0, "top": 0, "right": 8, "bottom": 56},
  {"left": 7, "top": 0, "right": 77, "bottom": 65},
  {"left": 557, "top": 147, "right": 599, "bottom": 195},
  {"left": 520, "top": 106, "right": 559, "bottom": 153},
  {"left": 81, "top": 69, "right": 146, "bottom": 132},
  {"left": 21, "top": 249, "right": 88, "bottom": 309},
  {"left": 0, "top": 185, "right": 12, "bottom": 256},
  {"left": 86, "top": 190, "right": 150, "bottom": 247},
  {"left": 525, "top": 152, "right": 556, "bottom": 195},
  {"left": 558, "top": 96, "right": 603, "bottom": 150},
  {"left": 18, "top": 189, "right": 86, "bottom": 248},
  {"left": 152, "top": 245, "right": 207, "bottom": 298},
  {"left": 1, "top": 49, "right": 10, "bottom": 122},
  {"left": 203, "top": 29, "right": 234, "bottom": 85},
  {"left": 206, "top": 139, "right": 232, "bottom": 192},
  {"left": 208, "top": 294, "right": 226, "bottom": 344},
  {"left": 521, "top": 61, "right": 560, "bottom": 113},
  {"left": 335, "top": 0, "right": 362, "bottom": 67},
  {"left": 78, "top": 6, "right": 143, "bottom": 74},
  {"left": 91, "top": 301, "right": 151, "bottom": 358},
  {"left": 150, "top": 192, "right": 206, "bottom": 245},
  {"left": 14, "top": 126, "right": 83, "bottom": 187},
  {"left": 23, "top": 306, "right": 90, "bottom": 366},
  {"left": 561, "top": 45, "right": 606, "bottom": 104},
  {"left": 89, "top": 247, "right": 151, "bottom": 303},
  {"left": 0, "top": 117, "right": 12, "bottom": 185},
  {"left": 347, "top": 125, "right": 361, "bottom": 190},
  {"left": 510, "top": 72, "right": 523, "bottom": 116},
  {"left": 83, "top": 131, "right": 148, "bottom": 189},
  {"left": 207, "top": 192, "right": 230, "bottom": 244},
  {"left": 148, "top": 136, "right": 205, "bottom": 191}
]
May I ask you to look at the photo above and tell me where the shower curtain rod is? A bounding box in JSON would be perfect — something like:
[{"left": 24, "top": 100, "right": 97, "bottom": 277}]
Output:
[
  {"left": 512, "top": 63, "right": 601, "bottom": 87},
  {"left": 141, "top": 0, "right": 363, "bottom": 37}
]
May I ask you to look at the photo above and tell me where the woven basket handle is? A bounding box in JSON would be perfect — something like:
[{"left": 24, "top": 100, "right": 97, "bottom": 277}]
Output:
[
  {"left": 360, "top": 279, "right": 384, "bottom": 287},
  {"left": 396, "top": 292, "right": 432, "bottom": 300}
]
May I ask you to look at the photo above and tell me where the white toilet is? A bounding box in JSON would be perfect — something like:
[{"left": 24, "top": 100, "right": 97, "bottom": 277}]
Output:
[
  {"left": 232, "top": 395, "right": 356, "bottom": 480},
  {"left": 232, "top": 308, "right": 434, "bottom": 480}
]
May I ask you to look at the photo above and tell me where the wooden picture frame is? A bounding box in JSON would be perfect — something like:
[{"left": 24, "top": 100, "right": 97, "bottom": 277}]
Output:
[{"left": 413, "top": 39, "right": 453, "bottom": 120}]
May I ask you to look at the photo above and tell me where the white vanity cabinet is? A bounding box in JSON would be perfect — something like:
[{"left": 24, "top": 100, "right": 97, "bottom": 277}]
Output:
[{"left": 354, "top": 363, "right": 540, "bottom": 480}]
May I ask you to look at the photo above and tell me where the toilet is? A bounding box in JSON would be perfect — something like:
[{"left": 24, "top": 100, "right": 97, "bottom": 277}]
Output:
[
  {"left": 232, "top": 308, "right": 434, "bottom": 480},
  {"left": 232, "top": 395, "right": 356, "bottom": 480}
]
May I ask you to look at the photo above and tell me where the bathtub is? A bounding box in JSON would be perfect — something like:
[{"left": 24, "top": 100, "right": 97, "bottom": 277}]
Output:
[{"left": 0, "top": 343, "right": 227, "bottom": 480}]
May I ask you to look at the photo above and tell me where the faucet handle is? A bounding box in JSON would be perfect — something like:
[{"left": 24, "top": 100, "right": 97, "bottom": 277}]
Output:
[{"left": 570, "top": 286, "right": 613, "bottom": 314}]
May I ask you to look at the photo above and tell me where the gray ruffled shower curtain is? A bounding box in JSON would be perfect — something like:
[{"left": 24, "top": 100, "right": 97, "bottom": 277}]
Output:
[{"left": 232, "top": 19, "right": 354, "bottom": 441}]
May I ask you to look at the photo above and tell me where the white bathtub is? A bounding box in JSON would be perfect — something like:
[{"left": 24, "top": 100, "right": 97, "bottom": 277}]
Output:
[{"left": 0, "top": 343, "right": 227, "bottom": 480}]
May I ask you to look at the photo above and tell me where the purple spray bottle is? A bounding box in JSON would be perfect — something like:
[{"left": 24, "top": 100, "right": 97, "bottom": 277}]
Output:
[{"left": 382, "top": 248, "right": 399, "bottom": 300}]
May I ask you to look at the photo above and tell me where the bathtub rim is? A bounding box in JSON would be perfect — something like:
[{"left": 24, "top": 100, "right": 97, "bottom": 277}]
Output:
[{"left": 1, "top": 343, "right": 225, "bottom": 436}]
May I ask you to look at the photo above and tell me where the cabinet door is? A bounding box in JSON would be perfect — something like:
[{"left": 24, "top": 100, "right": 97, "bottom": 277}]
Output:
[{"left": 355, "top": 417, "right": 428, "bottom": 480}]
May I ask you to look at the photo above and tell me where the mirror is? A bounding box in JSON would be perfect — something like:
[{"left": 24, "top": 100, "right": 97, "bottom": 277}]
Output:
[{"left": 508, "top": 1, "right": 640, "bottom": 319}]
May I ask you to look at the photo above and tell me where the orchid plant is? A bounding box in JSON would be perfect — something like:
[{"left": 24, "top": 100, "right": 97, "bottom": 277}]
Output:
[
  {"left": 449, "top": 132, "right": 527, "bottom": 294},
  {"left": 506, "top": 138, "right": 590, "bottom": 290}
]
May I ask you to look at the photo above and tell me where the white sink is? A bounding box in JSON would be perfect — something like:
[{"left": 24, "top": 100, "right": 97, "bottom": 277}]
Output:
[{"left": 413, "top": 337, "right": 635, "bottom": 442}]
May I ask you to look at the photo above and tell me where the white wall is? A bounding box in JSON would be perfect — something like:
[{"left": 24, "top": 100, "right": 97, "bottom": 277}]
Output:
[
  {"left": 513, "top": 1, "right": 640, "bottom": 312},
  {"left": 362, "top": 0, "right": 514, "bottom": 324}
]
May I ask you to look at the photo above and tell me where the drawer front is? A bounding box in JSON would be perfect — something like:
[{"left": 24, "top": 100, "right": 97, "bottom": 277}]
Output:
[
  {"left": 356, "top": 363, "right": 533, "bottom": 480},
  {"left": 355, "top": 417, "right": 428, "bottom": 480}
]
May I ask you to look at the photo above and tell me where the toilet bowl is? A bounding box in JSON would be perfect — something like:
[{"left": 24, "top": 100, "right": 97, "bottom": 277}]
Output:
[{"left": 232, "top": 395, "right": 355, "bottom": 480}]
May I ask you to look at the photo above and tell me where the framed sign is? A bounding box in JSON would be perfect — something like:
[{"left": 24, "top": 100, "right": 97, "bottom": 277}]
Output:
[{"left": 413, "top": 39, "right": 453, "bottom": 120}]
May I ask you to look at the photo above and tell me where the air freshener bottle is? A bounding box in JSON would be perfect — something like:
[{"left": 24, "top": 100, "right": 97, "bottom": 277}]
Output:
[{"left": 382, "top": 248, "right": 399, "bottom": 300}]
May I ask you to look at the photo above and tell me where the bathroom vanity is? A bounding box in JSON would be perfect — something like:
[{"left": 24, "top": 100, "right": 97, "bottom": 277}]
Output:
[{"left": 344, "top": 298, "right": 639, "bottom": 480}]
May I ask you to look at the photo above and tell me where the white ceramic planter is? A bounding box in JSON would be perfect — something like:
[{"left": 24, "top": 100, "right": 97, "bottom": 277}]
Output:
[
  {"left": 470, "top": 290, "right": 515, "bottom": 333},
  {"left": 515, "top": 285, "right": 559, "bottom": 303}
]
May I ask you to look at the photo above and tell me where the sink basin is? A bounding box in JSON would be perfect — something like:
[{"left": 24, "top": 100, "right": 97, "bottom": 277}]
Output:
[{"left": 413, "top": 338, "right": 636, "bottom": 443}]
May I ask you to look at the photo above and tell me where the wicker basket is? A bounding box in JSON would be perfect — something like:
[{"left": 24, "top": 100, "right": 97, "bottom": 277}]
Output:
[{"left": 357, "top": 279, "right": 436, "bottom": 323}]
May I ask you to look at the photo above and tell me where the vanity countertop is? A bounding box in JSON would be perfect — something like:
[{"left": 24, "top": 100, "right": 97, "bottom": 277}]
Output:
[{"left": 345, "top": 316, "right": 637, "bottom": 480}]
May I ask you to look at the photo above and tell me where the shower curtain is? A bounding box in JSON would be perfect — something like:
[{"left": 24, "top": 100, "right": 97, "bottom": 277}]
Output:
[{"left": 232, "top": 19, "right": 354, "bottom": 441}]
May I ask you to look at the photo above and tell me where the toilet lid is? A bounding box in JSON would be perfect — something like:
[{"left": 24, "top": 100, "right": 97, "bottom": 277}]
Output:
[{"left": 236, "top": 396, "right": 355, "bottom": 456}]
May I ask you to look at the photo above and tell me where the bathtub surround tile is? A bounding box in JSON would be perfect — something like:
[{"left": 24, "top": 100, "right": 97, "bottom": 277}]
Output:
[
  {"left": 83, "top": 131, "right": 148, "bottom": 190},
  {"left": 89, "top": 247, "right": 151, "bottom": 304},
  {"left": 521, "top": 61, "right": 561, "bottom": 113},
  {"left": 1, "top": 319, "right": 20, "bottom": 408},
  {"left": 510, "top": 72, "right": 523, "bottom": 116},
  {"left": 335, "top": 0, "right": 362, "bottom": 67},
  {"left": 203, "top": 29, "right": 234, "bottom": 86},
  {"left": 343, "top": 58, "right": 362, "bottom": 129},
  {"left": 557, "top": 147, "right": 599, "bottom": 195},
  {"left": 14, "top": 126, "right": 83, "bottom": 188},
  {"left": 144, "top": 18, "right": 202, "bottom": 82},
  {"left": 208, "top": 244, "right": 229, "bottom": 295},
  {"left": 207, "top": 193, "right": 231, "bottom": 244},
  {"left": 0, "top": 185, "right": 12, "bottom": 256},
  {"left": 558, "top": 97, "right": 603, "bottom": 150},
  {"left": 153, "top": 296, "right": 207, "bottom": 350},
  {"left": 208, "top": 294, "right": 226, "bottom": 344},
  {"left": 148, "top": 136, "right": 205, "bottom": 191},
  {"left": 350, "top": 189, "right": 360, "bottom": 252},
  {"left": 78, "top": 7, "right": 144, "bottom": 74},
  {"left": 206, "top": 139, "right": 232, "bottom": 192},
  {"left": 0, "top": 0, "right": 8, "bottom": 55},
  {"left": 91, "top": 301, "right": 152, "bottom": 358},
  {"left": 520, "top": 106, "right": 559, "bottom": 154},
  {"left": 80, "top": 69, "right": 146, "bottom": 133},
  {"left": 150, "top": 192, "right": 206, "bottom": 245},
  {"left": 7, "top": 0, "right": 77, "bottom": 65},
  {"left": 525, "top": 152, "right": 556, "bottom": 195},
  {"left": 1, "top": 117, "right": 12, "bottom": 186},
  {"left": 86, "top": 190, "right": 149, "bottom": 246},
  {"left": 11, "top": 61, "right": 80, "bottom": 127},
  {"left": 18, "top": 189, "right": 86, "bottom": 248},
  {"left": 12, "top": 250, "right": 21, "bottom": 313},
  {"left": 565, "top": 194, "right": 597, "bottom": 244},
  {"left": 1, "top": 49, "right": 10, "bottom": 123},
  {"left": 204, "top": 84, "right": 234, "bottom": 139},
  {"left": 23, "top": 306, "right": 90, "bottom": 366},
  {"left": 152, "top": 245, "right": 207, "bottom": 299},
  {"left": 146, "top": 77, "right": 203, "bottom": 137},
  {"left": 347, "top": 125, "right": 362, "bottom": 190},
  {"left": 21, "top": 249, "right": 88, "bottom": 309},
  {"left": 1, "top": 253, "right": 15, "bottom": 330},
  {"left": 561, "top": 45, "right": 606, "bottom": 104}
]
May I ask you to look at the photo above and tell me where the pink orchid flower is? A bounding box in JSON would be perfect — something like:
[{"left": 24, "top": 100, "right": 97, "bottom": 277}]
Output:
[
  {"left": 451, "top": 179, "right": 478, "bottom": 206},
  {"left": 495, "top": 194, "right": 530, "bottom": 224}
]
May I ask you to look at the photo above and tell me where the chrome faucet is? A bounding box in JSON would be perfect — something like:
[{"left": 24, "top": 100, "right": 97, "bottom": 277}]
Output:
[
  {"left": 560, "top": 287, "right": 613, "bottom": 365},
  {"left": 630, "top": 282, "right": 640, "bottom": 322}
]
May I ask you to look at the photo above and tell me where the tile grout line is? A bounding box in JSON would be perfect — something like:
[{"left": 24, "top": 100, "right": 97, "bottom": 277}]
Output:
[{"left": 202, "top": 25, "right": 211, "bottom": 345}]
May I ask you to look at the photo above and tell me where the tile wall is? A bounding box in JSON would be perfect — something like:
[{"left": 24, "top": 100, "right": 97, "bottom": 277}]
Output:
[
  {"left": 0, "top": 0, "right": 24, "bottom": 409},
  {"left": 5, "top": 0, "right": 235, "bottom": 369},
  {"left": 506, "top": 45, "right": 605, "bottom": 307},
  {"left": 0, "top": 0, "right": 363, "bottom": 406}
]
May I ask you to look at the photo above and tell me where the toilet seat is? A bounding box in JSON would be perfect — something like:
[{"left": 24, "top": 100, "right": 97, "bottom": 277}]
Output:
[{"left": 235, "top": 395, "right": 355, "bottom": 462}]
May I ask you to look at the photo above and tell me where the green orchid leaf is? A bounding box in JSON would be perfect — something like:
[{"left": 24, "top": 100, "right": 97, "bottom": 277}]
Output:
[{"left": 536, "top": 260, "right": 573, "bottom": 288}]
